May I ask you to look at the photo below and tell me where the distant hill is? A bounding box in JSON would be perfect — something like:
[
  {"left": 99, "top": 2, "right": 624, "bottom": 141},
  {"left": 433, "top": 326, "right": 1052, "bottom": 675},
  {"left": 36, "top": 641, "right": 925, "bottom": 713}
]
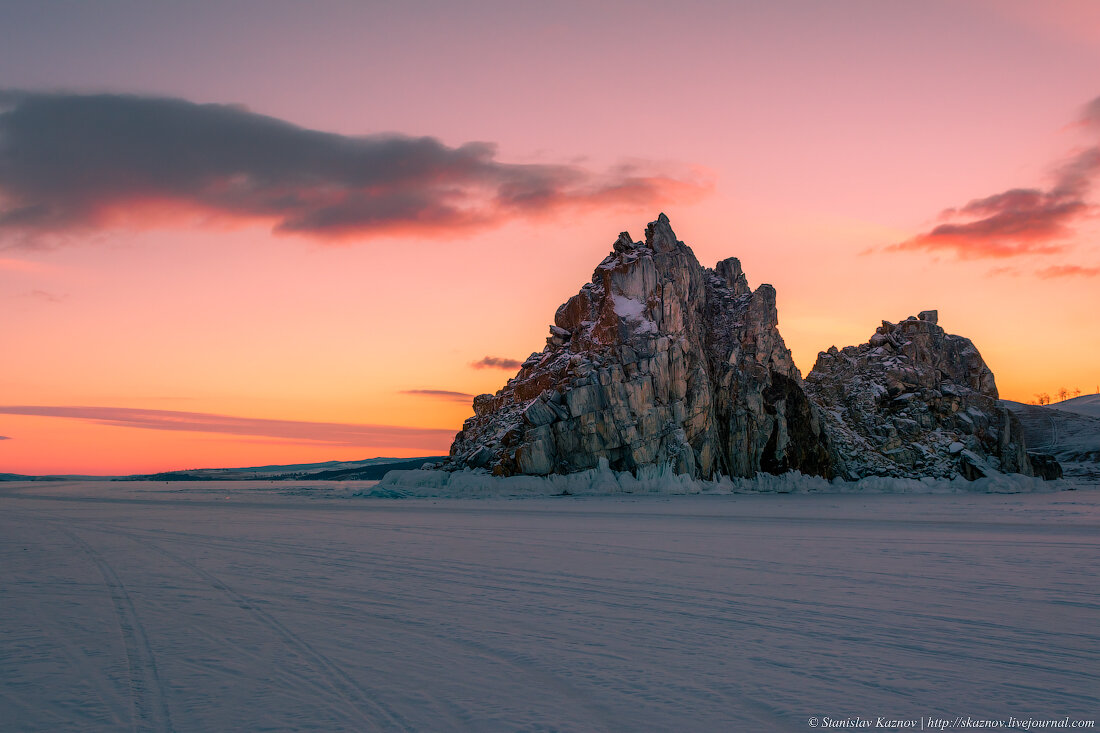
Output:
[
  {"left": 1, "top": 457, "right": 446, "bottom": 482},
  {"left": 0, "top": 473, "right": 113, "bottom": 482},
  {"left": 115, "top": 456, "right": 447, "bottom": 481},
  {"left": 1048, "top": 393, "right": 1100, "bottom": 420}
]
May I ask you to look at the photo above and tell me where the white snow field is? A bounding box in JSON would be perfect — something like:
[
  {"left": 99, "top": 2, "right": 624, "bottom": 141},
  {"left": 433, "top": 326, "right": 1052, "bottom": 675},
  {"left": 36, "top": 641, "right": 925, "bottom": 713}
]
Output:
[{"left": 2, "top": 479, "right": 1098, "bottom": 732}]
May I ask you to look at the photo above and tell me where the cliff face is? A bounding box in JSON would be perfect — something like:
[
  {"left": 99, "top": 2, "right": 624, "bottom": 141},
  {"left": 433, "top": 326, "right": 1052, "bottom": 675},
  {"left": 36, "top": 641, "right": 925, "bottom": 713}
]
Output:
[
  {"left": 804, "top": 311, "right": 1034, "bottom": 480},
  {"left": 446, "top": 214, "right": 830, "bottom": 478},
  {"left": 445, "top": 215, "right": 1049, "bottom": 481}
]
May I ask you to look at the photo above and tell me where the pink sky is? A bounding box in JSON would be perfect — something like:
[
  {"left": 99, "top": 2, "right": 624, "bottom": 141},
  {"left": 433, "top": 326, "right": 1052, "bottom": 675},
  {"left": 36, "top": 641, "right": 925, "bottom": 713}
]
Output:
[{"left": 2, "top": 0, "right": 1099, "bottom": 474}]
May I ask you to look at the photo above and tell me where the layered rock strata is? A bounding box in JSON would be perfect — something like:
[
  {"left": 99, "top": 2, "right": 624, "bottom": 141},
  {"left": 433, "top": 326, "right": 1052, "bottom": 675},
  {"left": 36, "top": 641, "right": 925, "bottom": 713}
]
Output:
[
  {"left": 804, "top": 311, "right": 1035, "bottom": 479},
  {"left": 446, "top": 214, "right": 830, "bottom": 478}
]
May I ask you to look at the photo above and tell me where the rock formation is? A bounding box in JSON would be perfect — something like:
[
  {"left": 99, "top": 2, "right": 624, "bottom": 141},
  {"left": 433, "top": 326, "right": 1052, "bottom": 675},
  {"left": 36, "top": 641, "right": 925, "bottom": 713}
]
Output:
[
  {"left": 804, "top": 311, "right": 1035, "bottom": 479},
  {"left": 445, "top": 215, "right": 1053, "bottom": 481},
  {"left": 446, "top": 214, "right": 830, "bottom": 478}
]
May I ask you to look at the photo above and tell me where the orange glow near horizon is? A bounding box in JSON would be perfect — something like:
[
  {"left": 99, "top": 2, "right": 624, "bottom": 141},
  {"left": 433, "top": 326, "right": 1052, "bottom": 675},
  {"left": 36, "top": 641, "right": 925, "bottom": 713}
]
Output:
[
  {"left": 2, "top": 2, "right": 1099, "bottom": 474},
  {"left": 0, "top": 414, "right": 453, "bottom": 476},
  {"left": 3, "top": 209, "right": 1096, "bottom": 475}
]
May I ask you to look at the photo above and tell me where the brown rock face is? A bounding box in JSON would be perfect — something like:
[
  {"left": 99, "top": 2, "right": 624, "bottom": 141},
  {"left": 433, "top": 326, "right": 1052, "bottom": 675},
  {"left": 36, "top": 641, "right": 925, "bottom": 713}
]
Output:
[
  {"left": 446, "top": 214, "right": 831, "bottom": 478},
  {"left": 804, "top": 312, "right": 1034, "bottom": 479}
]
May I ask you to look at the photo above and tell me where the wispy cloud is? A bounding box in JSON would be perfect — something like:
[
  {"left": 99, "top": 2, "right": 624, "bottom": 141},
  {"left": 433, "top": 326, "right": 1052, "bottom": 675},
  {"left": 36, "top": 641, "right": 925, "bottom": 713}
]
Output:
[
  {"left": 471, "top": 356, "right": 523, "bottom": 370},
  {"left": 1035, "top": 264, "right": 1100, "bottom": 279},
  {"left": 0, "top": 435, "right": 10, "bottom": 440},
  {"left": 24, "top": 289, "right": 65, "bottom": 302},
  {"left": 885, "top": 95, "right": 1100, "bottom": 260},
  {"left": 399, "top": 389, "right": 474, "bottom": 402},
  {"left": 986, "top": 263, "right": 1100, "bottom": 279},
  {"left": 0, "top": 91, "right": 711, "bottom": 247},
  {"left": 0, "top": 405, "right": 454, "bottom": 448}
]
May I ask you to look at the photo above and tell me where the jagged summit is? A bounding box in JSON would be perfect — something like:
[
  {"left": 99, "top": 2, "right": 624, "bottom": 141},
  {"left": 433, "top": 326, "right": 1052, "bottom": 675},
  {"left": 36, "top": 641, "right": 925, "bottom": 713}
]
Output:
[{"left": 444, "top": 215, "right": 1051, "bottom": 481}]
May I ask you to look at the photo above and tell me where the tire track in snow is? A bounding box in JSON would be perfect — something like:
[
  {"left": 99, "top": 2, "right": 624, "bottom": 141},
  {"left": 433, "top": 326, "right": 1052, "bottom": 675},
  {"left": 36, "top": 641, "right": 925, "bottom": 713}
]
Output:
[
  {"left": 0, "top": 510, "right": 131, "bottom": 729},
  {"left": 91, "top": 522, "right": 790, "bottom": 729},
  {"left": 73, "top": 508, "right": 1100, "bottom": 721},
  {"left": 101, "top": 519, "right": 1100, "bottom": 687},
  {"left": 85, "top": 522, "right": 627, "bottom": 731},
  {"left": 53, "top": 526, "right": 175, "bottom": 733},
  {"left": 79, "top": 525, "right": 415, "bottom": 733},
  {"left": 102, "top": 519, "right": 1100, "bottom": 665},
  {"left": 149, "top": 525, "right": 1100, "bottom": 672}
]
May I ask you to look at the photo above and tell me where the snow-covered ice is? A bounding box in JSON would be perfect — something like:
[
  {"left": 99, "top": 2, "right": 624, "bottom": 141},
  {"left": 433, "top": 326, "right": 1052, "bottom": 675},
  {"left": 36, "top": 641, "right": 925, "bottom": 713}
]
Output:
[
  {"left": 369, "top": 461, "right": 1087, "bottom": 498},
  {"left": 1, "top": 479, "right": 1097, "bottom": 731}
]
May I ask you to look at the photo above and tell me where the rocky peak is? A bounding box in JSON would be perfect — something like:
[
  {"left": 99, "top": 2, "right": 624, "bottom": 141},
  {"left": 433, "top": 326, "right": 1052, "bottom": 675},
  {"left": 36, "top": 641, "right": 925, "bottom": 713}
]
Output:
[
  {"left": 446, "top": 214, "right": 830, "bottom": 478},
  {"left": 645, "top": 212, "right": 681, "bottom": 253},
  {"left": 712, "top": 257, "right": 751, "bottom": 296}
]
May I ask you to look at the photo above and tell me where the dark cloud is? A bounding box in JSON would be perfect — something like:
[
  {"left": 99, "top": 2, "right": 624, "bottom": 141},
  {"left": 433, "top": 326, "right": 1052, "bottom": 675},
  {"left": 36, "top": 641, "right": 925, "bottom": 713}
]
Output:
[
  {"left": 471, "top": 356, "right": 523, "bottom": 370},
  {"left": 886, "top": 95, "right": 1100, "bottom": 260},
  {"left": 0, "top": 91, "right": 710, "bottom": 245},
  {"left": 399, "top": 389, "right": 474, "bottom": 402},
  {"left": 1035, "top": 264, "right": 1100, "bottom": 279},
  {"left": 0, "top": 435, "right": 10, "bottom": 440},
  {"left": 0, "top": 405, "right": 453, "bottom": 448}
]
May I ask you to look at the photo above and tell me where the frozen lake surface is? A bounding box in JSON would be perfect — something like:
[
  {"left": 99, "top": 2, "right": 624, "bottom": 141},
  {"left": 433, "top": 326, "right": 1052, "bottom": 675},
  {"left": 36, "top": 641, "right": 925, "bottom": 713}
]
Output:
[{"left": 2, "top": 480, "right": 1098, "bottom": 731}]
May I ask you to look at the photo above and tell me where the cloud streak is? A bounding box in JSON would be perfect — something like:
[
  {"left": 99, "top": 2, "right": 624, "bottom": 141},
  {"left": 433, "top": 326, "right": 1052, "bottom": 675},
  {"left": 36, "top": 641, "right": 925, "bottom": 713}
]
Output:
[
  {"left": 24, "top": 289, "right": 65, "bottom": 302},
  {"left": 0, "top": 405, "right": 454, "bottom": 448},
  {"left": 0, "top": 91, "right": 710, "bottom": 246},
  {"left": 399, "top": 389, "right": 474, "bottom": 402},
  {"left": 887, "top": 95, "right": 1100, "bottom": 260},
  {"left": 0, "top": 257, "right": 45, "bottom": 271},
  {"left": 1035, "top": 264, "right": 1100, "bottom": 279},
  {"left": 471, "top": 356, "right": 523, "bottom": 370}
]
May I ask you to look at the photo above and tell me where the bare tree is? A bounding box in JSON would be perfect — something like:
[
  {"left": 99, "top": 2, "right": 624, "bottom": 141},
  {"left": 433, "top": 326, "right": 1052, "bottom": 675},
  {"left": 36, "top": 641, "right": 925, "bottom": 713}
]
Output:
[
  {"left": 1035, "top": 392, "right": 1052, "bottom": 406},
  {"left": 1058, "top": 387, "right": 1069, "bottom": 402},
  {"left": 1074, "top": 387, "right": 1082, "bottom": 398}
]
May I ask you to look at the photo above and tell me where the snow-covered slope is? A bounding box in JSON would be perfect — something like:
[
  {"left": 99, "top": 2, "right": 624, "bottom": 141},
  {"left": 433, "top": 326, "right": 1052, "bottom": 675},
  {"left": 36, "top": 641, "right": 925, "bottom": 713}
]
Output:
[
  {"left": 1003, "top": 400, "right": 1100, "bottom": 482},
  {"left": 120, "top": 456, "right": 445, "bottom": 481},
  {"left": 1051, "top": 393, "right": 1100, "bottom": 420}
]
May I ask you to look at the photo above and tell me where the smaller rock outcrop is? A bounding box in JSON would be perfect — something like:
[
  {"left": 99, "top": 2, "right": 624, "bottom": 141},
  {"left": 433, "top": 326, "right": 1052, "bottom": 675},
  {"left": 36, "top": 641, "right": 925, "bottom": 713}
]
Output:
[{"left": 805, "top": 311, "right": 1036, "bottom": 479}]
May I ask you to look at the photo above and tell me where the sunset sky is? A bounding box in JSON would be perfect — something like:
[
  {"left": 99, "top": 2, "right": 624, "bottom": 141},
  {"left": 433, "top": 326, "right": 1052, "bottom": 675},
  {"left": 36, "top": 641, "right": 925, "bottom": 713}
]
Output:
[{"left": 3, "top": 0, "right": 1099, "bottom": 475}]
